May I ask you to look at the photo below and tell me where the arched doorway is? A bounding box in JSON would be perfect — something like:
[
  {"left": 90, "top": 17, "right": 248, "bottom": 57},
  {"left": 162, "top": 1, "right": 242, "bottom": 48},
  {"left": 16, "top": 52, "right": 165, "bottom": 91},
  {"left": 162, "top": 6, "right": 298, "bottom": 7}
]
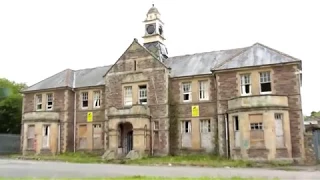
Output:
[{"left": 117, "top": 122, "right": 133, "bottom": 155}]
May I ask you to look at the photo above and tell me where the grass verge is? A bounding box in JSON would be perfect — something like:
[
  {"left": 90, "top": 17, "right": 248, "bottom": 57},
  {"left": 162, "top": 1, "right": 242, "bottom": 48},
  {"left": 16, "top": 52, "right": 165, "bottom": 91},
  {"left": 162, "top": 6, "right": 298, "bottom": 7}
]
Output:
[
  {"left": 8, "top": 152, "right": 292, "bottom": 169},
  {"left": 0, "top": 177, "right": 277, "bottom": 180}
]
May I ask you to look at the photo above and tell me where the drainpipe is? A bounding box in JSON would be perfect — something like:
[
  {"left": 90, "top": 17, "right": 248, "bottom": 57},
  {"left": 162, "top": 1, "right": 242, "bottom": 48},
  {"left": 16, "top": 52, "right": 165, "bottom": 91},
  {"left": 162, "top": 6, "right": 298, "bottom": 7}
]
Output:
[
  {"left": 224, "top": 114, "right": 229, "bottom": 159},
  {"left": 150, "top": 115, "right": 154, "bottom": 156},
  {"left": 58, "top": 120, "right": 61, "bottom": 153},
  {"left": 72, "top": 72, "right": 77, "bottom": 152}
]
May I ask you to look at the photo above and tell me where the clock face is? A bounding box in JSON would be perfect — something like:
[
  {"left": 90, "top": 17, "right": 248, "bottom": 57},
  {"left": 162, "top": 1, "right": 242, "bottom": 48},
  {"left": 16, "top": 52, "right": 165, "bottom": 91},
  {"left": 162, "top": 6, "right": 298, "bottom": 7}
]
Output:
[
  {"left": 159, "top": 25, "right": 163, "bottom": 35},
  {"left": 146, "top": 24, "right": 155, "bottom": 35}
]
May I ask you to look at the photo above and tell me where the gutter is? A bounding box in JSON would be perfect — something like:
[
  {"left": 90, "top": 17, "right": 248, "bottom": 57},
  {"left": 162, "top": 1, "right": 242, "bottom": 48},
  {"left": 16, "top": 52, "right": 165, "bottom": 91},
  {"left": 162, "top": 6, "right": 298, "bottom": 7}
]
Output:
[{"left": 72, "top": 72, "right": 77, "bottom": 152}]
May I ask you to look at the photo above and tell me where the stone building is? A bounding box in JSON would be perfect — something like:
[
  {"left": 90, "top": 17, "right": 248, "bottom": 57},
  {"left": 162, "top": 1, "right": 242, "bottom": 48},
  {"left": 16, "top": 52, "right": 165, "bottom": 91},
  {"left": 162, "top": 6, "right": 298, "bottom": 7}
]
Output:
[{"left": 21, "top": 5, "right": 305, "bottom": 161}]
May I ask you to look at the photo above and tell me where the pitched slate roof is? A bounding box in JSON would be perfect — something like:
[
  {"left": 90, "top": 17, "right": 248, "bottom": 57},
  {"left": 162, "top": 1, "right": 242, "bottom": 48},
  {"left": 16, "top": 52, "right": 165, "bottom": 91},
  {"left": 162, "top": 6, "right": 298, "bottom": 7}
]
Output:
[
  {"left": 163, "top": 47, "right": 247, "bottom": 77},
  {"left": 22, "top": 42, "right": 302, "bottom": 92},
  {"left": 212, "top": 43, "right": 301, "bottom": 71}
]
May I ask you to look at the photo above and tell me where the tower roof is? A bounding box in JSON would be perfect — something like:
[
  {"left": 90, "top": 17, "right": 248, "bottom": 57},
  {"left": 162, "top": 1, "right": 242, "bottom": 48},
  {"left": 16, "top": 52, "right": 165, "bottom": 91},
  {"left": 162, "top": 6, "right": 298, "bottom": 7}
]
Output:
[{"left": 147, "top": 4, "right": 160, "bottom": 15}]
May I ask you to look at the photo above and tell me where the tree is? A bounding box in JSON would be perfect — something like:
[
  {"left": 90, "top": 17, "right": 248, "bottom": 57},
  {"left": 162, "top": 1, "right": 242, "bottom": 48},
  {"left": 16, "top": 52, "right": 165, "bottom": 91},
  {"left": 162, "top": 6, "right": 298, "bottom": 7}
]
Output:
[
  {"left": 0, "top": 78, "right": 27, "bottom": 134},
  {"left": 310, "top": 111, "right": 320, "bottom": 117}
]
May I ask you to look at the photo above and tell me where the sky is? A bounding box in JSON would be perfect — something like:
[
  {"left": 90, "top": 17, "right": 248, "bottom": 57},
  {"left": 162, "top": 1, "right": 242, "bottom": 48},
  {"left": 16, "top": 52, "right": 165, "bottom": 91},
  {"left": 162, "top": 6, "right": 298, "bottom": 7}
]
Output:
[{"left": 0, "top": 0, "right": 319, "bottom": 116}]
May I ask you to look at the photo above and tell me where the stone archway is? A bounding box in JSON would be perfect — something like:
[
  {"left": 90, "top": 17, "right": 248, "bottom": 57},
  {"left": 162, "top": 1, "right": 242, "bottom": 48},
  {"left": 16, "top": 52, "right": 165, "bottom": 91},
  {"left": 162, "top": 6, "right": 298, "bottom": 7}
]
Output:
[{"left": 117, "top": 122, "right": 133, "bottom": 155}]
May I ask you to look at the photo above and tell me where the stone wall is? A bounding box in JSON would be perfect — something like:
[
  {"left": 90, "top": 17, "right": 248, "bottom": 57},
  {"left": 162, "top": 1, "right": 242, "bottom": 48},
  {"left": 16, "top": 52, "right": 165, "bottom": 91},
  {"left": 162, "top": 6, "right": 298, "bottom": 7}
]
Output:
[{"left": 304, "top": 132, "right": 318, "bottom": 165}]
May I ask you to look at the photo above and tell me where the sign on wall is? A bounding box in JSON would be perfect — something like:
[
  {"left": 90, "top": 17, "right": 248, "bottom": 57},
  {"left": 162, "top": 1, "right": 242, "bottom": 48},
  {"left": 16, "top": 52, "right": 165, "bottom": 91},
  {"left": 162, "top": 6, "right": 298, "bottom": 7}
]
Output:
[
  {"left": 87, "top": 112, "right": 93, "bottom": 122},
  {"left": 191, "top": 105, "right": 199, "bottom": 117}
]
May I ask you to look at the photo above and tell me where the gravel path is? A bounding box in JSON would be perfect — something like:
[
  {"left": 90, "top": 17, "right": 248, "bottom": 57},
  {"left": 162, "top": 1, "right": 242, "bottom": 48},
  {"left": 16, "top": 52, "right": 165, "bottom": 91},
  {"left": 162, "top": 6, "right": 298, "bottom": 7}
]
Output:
[{"left": 0, "top": 159, "right": 319, "bottom": 179}]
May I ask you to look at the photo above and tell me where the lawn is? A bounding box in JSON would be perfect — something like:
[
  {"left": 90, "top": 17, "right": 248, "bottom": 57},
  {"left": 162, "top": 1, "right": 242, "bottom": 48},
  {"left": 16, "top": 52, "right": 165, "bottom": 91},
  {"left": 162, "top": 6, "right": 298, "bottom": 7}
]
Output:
[
  {"left": 0, "top": 177, "right": 276, "bottom": 180},
  {"left": 9, "top": 152, "right": 291, "bottom": 168}
]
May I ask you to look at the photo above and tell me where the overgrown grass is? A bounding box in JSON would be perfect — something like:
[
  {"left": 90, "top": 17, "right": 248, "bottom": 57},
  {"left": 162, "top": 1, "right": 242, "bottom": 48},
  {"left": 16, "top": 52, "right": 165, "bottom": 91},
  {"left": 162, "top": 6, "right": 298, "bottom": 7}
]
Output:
[
  {"left": 9, "top": 152, "right": 291, "bottom": 168},
  {"left": 0, "top": 177, "right": 277, "bottom": 180}
]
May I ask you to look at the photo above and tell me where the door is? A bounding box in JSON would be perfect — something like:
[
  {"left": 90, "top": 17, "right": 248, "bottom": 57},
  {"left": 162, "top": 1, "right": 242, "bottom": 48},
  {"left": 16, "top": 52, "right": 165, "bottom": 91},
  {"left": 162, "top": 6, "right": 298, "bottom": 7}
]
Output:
[{"left": 126, "top": 130, "right": 133, "bottom": 154}]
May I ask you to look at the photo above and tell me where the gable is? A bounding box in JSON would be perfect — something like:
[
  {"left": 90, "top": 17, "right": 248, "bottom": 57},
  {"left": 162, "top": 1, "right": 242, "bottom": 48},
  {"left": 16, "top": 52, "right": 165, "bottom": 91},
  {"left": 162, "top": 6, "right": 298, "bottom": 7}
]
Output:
[
  {"left": 213, "top": 43, "right": 301, "bottom": 71},
  {"left": 105, "top": 39, "right": 168, "bottom": 75}
]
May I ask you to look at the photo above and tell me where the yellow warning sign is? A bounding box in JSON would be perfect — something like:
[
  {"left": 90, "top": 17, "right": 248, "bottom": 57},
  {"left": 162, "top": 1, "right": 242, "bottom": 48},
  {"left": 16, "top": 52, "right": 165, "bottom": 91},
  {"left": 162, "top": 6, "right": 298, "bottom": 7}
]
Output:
[
  {"left": 191, "top": 105, "right": 199, "bottom": 117},
  {"left": 87, "top": 112, "right": 93, "bottom": 122}
]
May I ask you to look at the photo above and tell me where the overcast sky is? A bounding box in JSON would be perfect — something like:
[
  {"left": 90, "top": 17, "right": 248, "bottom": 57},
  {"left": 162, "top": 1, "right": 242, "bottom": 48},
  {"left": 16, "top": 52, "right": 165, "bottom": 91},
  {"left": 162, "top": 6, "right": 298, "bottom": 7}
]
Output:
[{"left": 0, "top": 0, "right": 318, "bottom": 115}]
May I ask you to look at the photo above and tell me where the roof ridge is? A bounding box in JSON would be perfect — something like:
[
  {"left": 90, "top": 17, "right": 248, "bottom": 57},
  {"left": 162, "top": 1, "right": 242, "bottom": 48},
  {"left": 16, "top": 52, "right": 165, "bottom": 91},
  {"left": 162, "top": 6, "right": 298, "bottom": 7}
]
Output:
[{"left": 75, "top": 65, "right": 112, "bottom": 72}]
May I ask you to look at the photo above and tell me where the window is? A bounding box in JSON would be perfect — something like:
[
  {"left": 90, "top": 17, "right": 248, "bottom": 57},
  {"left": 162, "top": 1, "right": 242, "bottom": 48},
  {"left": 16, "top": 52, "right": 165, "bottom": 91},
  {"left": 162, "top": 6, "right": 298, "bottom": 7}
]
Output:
[
  {"left": 81, "top": 92, "right": 88, "bottom": 108},
  {"left": 42, "top": 125, "right": 50, "bottom": 148},
  {"left": 233, "top": 116, "right": 240, "bottom": 147},
  {"left": 78, "top": 124, "right": 87, "bottom": 149},
  {"left": 249, "top": 114, "right": 264, "bottom": 147},
  {"left": 133, "top": 60, "right": 137, "bottom": 71},
  {"left": 124, "top": 86, "right": 133, "bottom": 106},
  {"left": 27, "top": 125, "right": 35, "bottom": 149},
  {"left": 200, "top": 120, "right": 211, "bottom": 133},
  {"left": 240, "top": 74, "right": 251, "bottom": 95},
  {"left": 93, "top": 91, "right": 101, "bottom": 108},
  {"left": 275, "top": 113, "right": 285, "bottom": 147},
  {"left": 138, "top": 85, "right": 147, "bottom": 104},
  {"left": 182, "top": 82, "right": 192, "bottom": 102},
  {"left": 154, "top": 121, "right": 159, "bottom": 130},
  {"left": 181, "top": 120, "right": 191, "bottom": 133},
  {"left": 233, "top": 116, "right": 239, "bottom": 131},
  {"left": 199, "top": 81, "right": 209, "bottom": 100},
  {"left": 260, "top": 71, "right": 272, "bottom": 93},
  {"left": 46, "top": 93, "right": 53, "bottom": 110},
  {"left": 93, "top": 124, "right": 103, "bottom": 149},
  {"left": 35, "top": 94, "right": 42, "bottom": 110},
  {"left": 250, "top": 122, "right": 263, "bottom": 130}
]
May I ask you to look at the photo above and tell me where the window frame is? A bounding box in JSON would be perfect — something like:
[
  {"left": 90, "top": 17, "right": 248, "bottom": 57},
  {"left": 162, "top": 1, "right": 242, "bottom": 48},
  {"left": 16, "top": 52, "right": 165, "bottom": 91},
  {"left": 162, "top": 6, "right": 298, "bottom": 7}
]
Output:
[
  {"left": 259, "top": 71, "right": 272, "bottom": 94},
  {"left": 81, "top": 92, "right": 89, "bottom": 109},
  {"left": 42, "top": 125, "right": 50, "bottom": 148},
  {"left": 199, "top": 80, "right": 209, "bottom": 101},
  {"left": 181, "top": 120, "right": 192, "bottom": 134},
  {"left": 46, "top": 93, "right": 53, "bottom": 110},
  {"left": 93, "top": 91, "right": 101, "bottom": 108},
  {"left": 138, "top": 85, "right": 147, "bottom": 105},
  {"left": 27, "top": 125, "right": 35, "bottom": 150},
  {"left": 200, "top": 119, "right": 211, "bottom": 133},
  {"left": 35, "top": 94, "right": 43, "bottom": 111},
  {"left": 124, "top": 86, "right": 133, "bottom": 106},
  {"left": 182, "top": 82, "right": 192, "bottom": 102},
  {"left": 240, "top": 74, "right": 251, "bottom": 96}
]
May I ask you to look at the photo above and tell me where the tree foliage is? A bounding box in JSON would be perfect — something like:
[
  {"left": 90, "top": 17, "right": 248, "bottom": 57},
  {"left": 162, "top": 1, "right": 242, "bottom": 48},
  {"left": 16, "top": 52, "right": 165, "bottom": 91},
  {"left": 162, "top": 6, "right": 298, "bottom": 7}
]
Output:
[
  {"left": 310, "top": 111, "right": 320, "bottom": 117},
  {"left": 0, "top": 78, "right": 27, "bottom": 134}
]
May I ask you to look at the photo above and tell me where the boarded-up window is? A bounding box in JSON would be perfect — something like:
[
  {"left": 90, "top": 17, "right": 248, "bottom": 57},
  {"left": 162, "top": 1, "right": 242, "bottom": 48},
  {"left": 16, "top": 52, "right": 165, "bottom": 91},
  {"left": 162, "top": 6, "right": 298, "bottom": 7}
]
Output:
[
  {"left": 78, "top": 124, "right": 87, "bottom": 149},
  {"left": 200, "top": 120, "right": 211, "bottom": 133},
  {"left": 93, "top": 124, "right": 103, "bottom": 149},
  {"left": 27, "top": 125, "right": 35, "bottom": 149},
  {"left": 275, "top": 113, "right": 285, "bottom": 147},
  {"left": 42, "top": 125, "right": 50, "bottom": 148},
  {"left": 249, "top": 114, "right": 264, "bottom": 147}
]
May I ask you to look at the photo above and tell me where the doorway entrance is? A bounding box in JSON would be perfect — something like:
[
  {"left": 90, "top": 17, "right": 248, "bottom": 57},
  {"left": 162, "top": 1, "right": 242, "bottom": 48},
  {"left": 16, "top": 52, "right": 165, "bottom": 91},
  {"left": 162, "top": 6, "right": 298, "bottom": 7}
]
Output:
[{"left": 118, "top": 122, "right": 133, "bottom": 155}]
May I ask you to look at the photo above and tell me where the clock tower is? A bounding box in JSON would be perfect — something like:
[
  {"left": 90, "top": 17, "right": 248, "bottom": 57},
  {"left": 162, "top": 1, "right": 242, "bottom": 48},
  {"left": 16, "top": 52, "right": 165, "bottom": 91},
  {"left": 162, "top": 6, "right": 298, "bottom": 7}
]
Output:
[{"left": 142, "top": 4, "right": 168, "bottom": 61}]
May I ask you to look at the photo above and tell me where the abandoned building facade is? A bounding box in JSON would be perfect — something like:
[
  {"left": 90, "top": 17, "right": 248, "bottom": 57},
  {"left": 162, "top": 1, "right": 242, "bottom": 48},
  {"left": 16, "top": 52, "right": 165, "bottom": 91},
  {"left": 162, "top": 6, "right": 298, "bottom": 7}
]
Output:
[{"left": 21, "top": 5, "right": 305, "bottom": 161}]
